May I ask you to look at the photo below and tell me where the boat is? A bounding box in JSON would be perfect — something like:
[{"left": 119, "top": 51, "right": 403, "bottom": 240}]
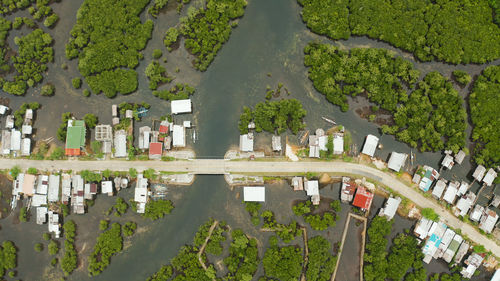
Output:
[
  {"left": 137, "top": 107, "right": 149, "bottom": 118},
  {"left": 322, "top": 116, "right": 336, "bottom": 125}
]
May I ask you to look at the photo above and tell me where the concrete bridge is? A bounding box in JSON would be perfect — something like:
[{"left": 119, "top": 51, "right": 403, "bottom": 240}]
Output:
[{"left": 1, "top": 158, "right": 499, "bottom": 257}]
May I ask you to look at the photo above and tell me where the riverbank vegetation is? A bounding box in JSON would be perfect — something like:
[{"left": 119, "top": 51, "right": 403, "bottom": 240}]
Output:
[
  {"left": 452, "top": 70, "right": 471, "bottom": 87},
  {"left": 364, "top": 216, "right": 393, "bottom": 281},
  {"left": 193, "top": 219, "right": 226, "bottom": 256},
  {"left": 245, "top": 201, "right": 262, "bottom": 226},
  {"left": 145, "top": 61, "right": 172, "bottom": 90},
  {"left": 175, "top": 0, "right": 247, "bottom": 71},
  {"left": 306, "top": 236, "right": 337, "bottom": 281},
  {"left": 61, "top": 220, "right": 77, "bottom": 276},
  {"left": 238, "top": 99, "right": 307, "bottom": 135},
  {"left": 261, "top": 210, "right": 301, "bottom": 243},
  {"left": 142, "top": 199, "right": 174, "bottom": 220},
  {"left": 298, "top": 0, "right": 500, "bottom": 64},
  {"left": 304, "top": 42, "right": 419, "bottom": 112},
  {"left": 383, "top": 72, "right": 467, "bottom": 153},
  {"left": 152, "top": 83, "right": 195, "bottom": 101},
  {"left": 293, "top": 200, "right": 338, "bottom": 231},
  {"left": 88, "top": 222, "right": 123, "bottom": 276},
  {"left": 469, "top": 65, "right": 500, "bottom": 168},
  {"left": 0, "top": 241, "right": 17, "bottom": 278},
  {"left": 387, "top": 233, "right": 426, "bottom": 280},
  {"left": 224, "top": 229, "right": 259, "bottom": 280},
  {"left": 66, "top": 0, "right": 153, "bottom": 98},
  {"left": 262, "top": 236, "right": 303, "bottom": 281}
]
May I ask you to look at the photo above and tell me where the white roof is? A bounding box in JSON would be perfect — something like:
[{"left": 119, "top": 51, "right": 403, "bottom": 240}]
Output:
[
  {"left": 309, "top": 145, "right": 319, "bottom": 158},
  {"left": 457, "top": 181, "right": 469, "bottom": 197},
  {"left": 362, "top": 134, "right": 379, "bottom": 157},
  {"left": 473, "top": 165, "right": 486, "bottom": 181},
  {"left": 443, "top": 182, "right": 459, "bottom": 204},
  {"left": 272, "top": 135, "right": 281, "bottom": 151},
  {"left": 183, "top": 120, "right": 191, "bottom": 128},
  {"left": 483, "top": 168, "right": 497, "bottom": 186},
  {"left": 1, "top": 130, "right": 11, "bottom": 155},
  {"left": 134, "top": 186, "right": 148, "bottom": 204},
  {"left": 455, "top": 192, "right": 475, "bottom": 217},
  {"left": 243, "top": 186, "right": 265, "bottom": 202},
  {"left": 25, "top": 109, "right": 33, "bottom": 119},
  {"left": 441, "top": 154, "right": 454, "bottom": 169},
  {"left": 414, "top": 218, "right": 433, "bottom": 239},
  {"left": 114, "top": 130, "right": 127, "bottom": 158},
  {"left": 32, "top": 194, "right": 47, "bottom": 207},
  {"left": 137, "top": 174, "right": 148, "bottom": 189},
  {"left": 139, "top": 129, "right": 150, "bottom": 150},
  {"left": 36, "top": 207, "right": 47, "bottom": 225},
  {"left": 101, "top": 181, "right": 113, "bottom": 194},
  {"left": 305, "top": 180, "right": 319, "bottom": 196},
  {"left": 173, "top": 125, "right": 186, "bottom": 147},
  {"left": 470, "top": 205, "right": 485, "bottom": 222},
  {"left": 381, "top": 197, "right": 401, "bottom": 219},
  {"left": 333, "top": 135, "right": 343, "bottom": 154},
  {"left": 22, "top": 124, "right": 32, "bottom": 135},
  {"left": 479, "top": 209, "right": 499, "bottom": 233},
  {"left": 21, "top": 138, "right": 30, "bottom": 156},
  {"left": 318, "top": 135, "right": 328, "bottom": 151},
  {"left": 0, "top": 105, "right": 8, "bottom": 114},
  {"left": 171, "top": 99, "right": 192, "bottom": 114},
  {"left": 239, "top": 133, "right": 253, "bottom": 152},
  {"left": 48, "top": 175, "right": 60, "bottom": 202},
  {"left": 36, "top": 175, "right": 48, "bottom": 195},
  {"left": 388, "top": 152, "right": 407, "bottom": 172},
  {"left": 432, "top": 179, "right": 446, "bottom": 199},
  {"left": 10, "top": 129, "right": 21, "bottom": 151},
  {"left": 48, "top": 211, "right": 60, "bottom": 238},
  {"left": 5, "top": 115, "right": 14, "bottom": 128}
]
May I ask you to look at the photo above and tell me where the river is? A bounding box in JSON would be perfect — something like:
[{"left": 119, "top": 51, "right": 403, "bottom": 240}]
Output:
[{"left": 0, "top": 0, "right": 498, "bottom": 280}]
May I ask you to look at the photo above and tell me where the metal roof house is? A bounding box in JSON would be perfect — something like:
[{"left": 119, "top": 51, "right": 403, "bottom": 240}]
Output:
[
  {"left": 422, "top": 222, "right": 448, "bottom": 264},
  {"left": 353, "top": 186, "right": 374, "bottom": 211},
  {"left": 361, "top": 134, "right": 379, "bottom": 157},
  {"left": 479, "top": 209, "right": 499, "bottom": 233},
  {"left": 21, "top": 138, "right": 30, "bottom": 156},
  {"left": 483, "top": 168, "right": 497, "bottom": 186},
  {"left": 436, "top": 228, "right": 456, "bottom": 258},
  {"left": 473, "top": 165, "right": 487, "bottom": 182},
  {"left": 291, "top": 177, "right": 303, "bottom": 191},
  {"left": 0, "top": 105, "right": 8, "bottom": 115},
  {"left": 149, "top": 142, "right": 163, "bottom": 159},
  {"left": 138, "top": 126, "right": 151, "bottom": 150},
  {"left": 48, "top": 211, "right": 60, "bottom": 238},
  {"left": 414, "top": 217, "right": 434, "bottom": 240},
  {"left": 305, "top": 180, "right": 320, "bottom": 205},
  {"left": 461, "top": 253, "right": 484, "bottom": 279},
  {"left": 10, "top": 129, "right": 21, "bottom": 151},
  {"left": 443, "top": 234, "right": 463, "bottom": 263},
  {"left": 432, "top": 179, "right": 447, "bottom": 199},
  {"left": 36, "top": 175, "right": 48, "bottom": 195},
  {"left": 47, "top": 175, "right": 60, "bottom": 203},
  {"left": 61, "top": 174, "right": 72, "bottom": 205},
  {"left": 470, "top": 204, "right": 485, "bottom": 222},
  {"left": 239, "top": 133, "right": 253, "bottom": 152},
  {"left": 173, "top": 125, "right": 186, "bottom": 148},
  {"left": 454, "top": 241, "right": 470, "bottom": 264},
  {"left": 379, "top": 196, "right": 401, "bottom": 220},
  {"left": 134, "top": 174, "right": 149, "bottom": 213},
  {"left": 272, "top": 135, "right": 281, "bottom": 152},
  {"left": 101, "top": 181, "right": 113, "bottom": 196},
  {"left": 454, "top": 192, "right": 476, "bottom": 217},
  {"left": 441, "top": 154, "right": 454, "bottom": 170},
  {"left": 443, "top": 181, "right": 459, "bottom": 204},
  {"left": 340, "top": 177, "right": 356, "bottom": 203},
  {"left": 333, "top": 134, "right": 344, "bottom": 155},
  {"left": 388, "top": 152, "right": 407, "bottom": 172},
  {"left": 416, "top": 165, "right": 440, "bottom": 192},
  {"left": 95, "top": 124, "right": 112, "bottom": 142},
  {"left": 32, "top": 194, "right": 47, "bottom": 207},
  {"left": 65, "top": 120, "right": 86, "bottom": 156},
  {"left": 243, "top": 186, "right": 266, "bottom": 202},
  {"left": 1, "top": 130, "right": 10, "bottom": 155},
  {"left": 309, "top": 135, "right": 320, "bottom": 158},
  {"left": 21, "top": 124, "right": 32, "bottom": 135},
  {"left": 5, "top": 115, "right": 14, "bottom": 129},
  {"left": 36, "top": 207, "right": 47, "bottom": 225},
  {"left": 455, "top": 150, "right": 466, "bottom": 165},
  {"left": 113, "top": 130, "right": 127, "bottom": 158},
  {"left": 171, "top": 99, "right": 192, "bottom": 114},
  {"left": 22, "top": 174, "right": 36, "bottom": 196},
  {"left": 457, "top": 181, "right": 470, "bottom": 197}
]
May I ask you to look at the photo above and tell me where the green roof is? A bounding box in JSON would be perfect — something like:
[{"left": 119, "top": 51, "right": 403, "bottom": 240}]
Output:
[{"left": 65, "top": 121, "right": 86, "bottom": 149}]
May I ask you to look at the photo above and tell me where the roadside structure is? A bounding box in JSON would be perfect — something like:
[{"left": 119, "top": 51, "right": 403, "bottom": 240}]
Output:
[
  {"left": 388, "top": 152, "right": 407, "bottom": 172},
  {"left": 243, "top": 186, "right": 265, "bottom": 202},
  {"left": 379, "top": 196, "right": 401, "bottom": 220},
  {"left": 134, "top": 174, "right": 149, "bottom": 213},
  {"left": 479, "top": 209, "right": 499, "bottom": 234},
  {"left": 291, "top": 177, "right": 303, "bottom": 191},
  {"left": 473, "top": 165, "right": 486, "bottom": 182},
  {"left": 340, "top": 177, "right": 356, "bottom": 203},
  {"left": 171, "top": 99, "right": 192, "bottom": 114},
  {"left": 65, "top": 120, "right": 86, "bottom": 156},
  {"left": 353, "top": 186, "right": 373, "bottom": 211},
  {"left": 113, "top": 130, "right": 127, "bottom": 158},
  {"left": 461, "top": 253, "right": 485, "bottom": 279},
  {"left": 454, "top": 192, "right": 476, "bottom": 217},
  {"left": 272, "top": 135, "right": 281, "bottom": 152},
  {"left": 304, "top": 180, "right": 320, "bottom": 205},
  {"left": 361, "top": 134, "right": 378, "bottom": 157},
  {"left": 239, "top": 133, "right": 253, "bottom": 152},
  {"left": 173, "top": 125, "right": 186, "bottom": 148},
  {"left": 432, "top": 179, "right": 447, "bottom": 199},
  {"left": 333, "top": 134, "right": 343, "bottom": 155}
]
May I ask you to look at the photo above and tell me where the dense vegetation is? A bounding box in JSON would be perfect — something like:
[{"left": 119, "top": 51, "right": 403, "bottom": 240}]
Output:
[
  {"left": 383, "top": 72, "right": 467, "bottom": 153},
  {"left": 244, "top": 201, "right": 261, "bottom": 226},
  {"left": 61, "top": 220, "right": 78, "bottom": 276},
  {"left": 56, "top": 112, "right": 73, "bottom": 142},
  {"left": 142, "top": 199, "right": 174, "bottom": 220},
  {"left": 304, "top": 43, "right": 419, "bottom": 112},
  {"left": 452, "top": 70, "right": 471, "bottom": 86},
  {"left": 306, "top": 236, "right": 337, "bottom": 281},
  {"left": 298, "top": 0, "right": 500, "bottom": 64},
  {"left": 0, "top": 241, "right": 17, "bottom": 278},
  {"left": 469, "top": 65, "right": 500, "bottom": 168},
  {"left": 146, "top": 265, "right": 173, "bottom": 281},
  {"left": 2, "top": 29, "right": 53, "bottom": 96},
  {"left": 66, "top": 0, "right": 153, "bottom": 97},
  {"left": 88, "top": 222, "right": 123, "bottom": 276},
  {"left": 363, "top": 216, "right": 393, "bottom": 281},
  {"left": 13, "top": 102, "right": 39, "bottom": 128},
  {"left": 238, "top": 99, "right": 307, "bottom": 134},
  {"left": 149, "top": 0, "right": 169, "bottom": 17},
  {"left": 262, "top": 237, "right": 303, "bottom": 281},
  {"left": 261, "top": 210, "right": 301, "bottom": 243},
  {"left": 224, "top": 229, "right": 259, "bottom": 280},
  {"left": 176, "top": 0, "right": 247, "bottom": 71},
  {"left": 193, "top": 219, "right": 226, "bottom": 256},
  {"left": 293, "top": 201, "right": 338, "bottom": 231},
  {"left": 386, "top": 233, "right": 426, "bottom": 281},
  {"left": 152, "top": 83, "right": 195, "bottom": 101},
  {"left": 145, "top": 61, "right": 172, "bottom": 90}
]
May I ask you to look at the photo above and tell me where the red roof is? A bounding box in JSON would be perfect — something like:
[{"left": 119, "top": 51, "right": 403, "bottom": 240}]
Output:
[
  {"left": 352, "top": 186, "right": 374, "bottom": 210},
  {"left": 159, "top": 125, "right": 168, "bottom": 133},
  {"left": 65, "top": 148, "right": 80, "bottom": 156},
  {"left": 90, "top": 183, "right": 98, "bottom": 193},
  {"left": 149, "top": 142, "right": 163, "bottom": 156}
]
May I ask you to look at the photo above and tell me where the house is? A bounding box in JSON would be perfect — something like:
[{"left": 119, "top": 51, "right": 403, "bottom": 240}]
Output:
[
  {"left": 454, "top": 242, "right": 470, "bottom": 264},
  {"left": 22, "top": 174, "right": 36, "bottom": 196},
  {"left": 473, "top": 165, "right": 486, "bottom": 182},
  {"left": 149, "top": 142, "right": 163, "bottom": 159},
  {"left": 1, "top": 130, "right": 10, "bottom": 155},
  {"left": 36, "top": 207, "right": 47, "bottom": 225},
  {"left": 272, "top": 135, "right": 281, "bottom": 152},
  {"left": 113, "top": 130, "right": 127, "bottom": 158},
  {"left": 21, "top": 138, "right": 30, "bottom": 156},
  {"left": 138, "top": 126, "right": 151, "bottom": 150},
  {"left": 125, "top": 109, "right": 133, "bottom": 119},
  {"left": 25, "top": 109, "right": 33, "bottom": 121},
  {"left": 436, "top": 228, "right": 455, "bottom": 258},
  {"left": 112, "top": 104, "right": 118, "bottom": 117},
  {"left": 134, "top": 174, "right": 148, "bottom": 213},
  {"left": 239, "top": 133, "right": 253, "bottom": 152},
  {"left": 291, "top": 177, "right": 303, "bottom": 191},
  {"left": 379, "top": 196, "right": 401, "bottom": 220},
  {"left": 432, "top": 179, "right": 447, "bottom": 199},
  {"left": 443, "top": 234, "right": 463, "bottom": 263},
  {"left": 61, "top": 174, "right": 72, "bottom": 205},
  {"left": 10, "top": 129, "right": 21, "bottom": 152},
  {"left": 470, "top": 204, "right": 485, "bottom": 222},
  {"left": 183, "top": 120, "right": 191, "bottom": 128},
  {"left": 455, "top": 150, "right": 466, "bottom": 165},
  {"left": 21, "top": 124, "right": 32, "bottom": 135},
  {"left": 454, "top": 192, "right": 476, "bottom": 217},
  {"left": 483, "top": 168, "right": 497, "bottom": 186},
  {"left": 340, "top": 177, "right": 356, "bottom": 203},
  {"left": 491, "top": 195, "right": 500, "bottom": 208},
  {"left": 243, "top": 186, "right": 266, "bottom": 202},
  {"left": 457, "top": 181, "right": 470, "bottom": 197},
  {"left": 173, "top": 125, "right": 186, "bottom": 148},
  {"left": 171, "top": 99, "right": 192, "bottom": 114},
  {"left": 65, "top": 120, "right": 86, "bottom": 156},
  {"left": 95, "top": 125, "right": 112, "bottom": 142},
  {"left": 414, "top": 217, "right": 434, "bottom": 240},
  {"left": 5, "top": 115, "right": 14, "bottom": 128},
  {"left": 422, "top": 222, "right": 448, "bottom": 263},
  {"left": 0, "top": 105, "right": 8, "bottom": 115},
  {"left": 71, "top": 175, "right": 85, "bottom": 214},
  {"left": 304, "top": 180, "right": 320, "bottom": 205},
  {"left": 101, "top": 181, "right": 113, "bottom": 196},
  {"left": 333, "top": 134, "right": 344, "bottom": 155},
  {"left": 47, "top": 175, "right": 60, "bottom": 203},
  {"left": 309, "top": 135, "right": 320, "bottom": 158},
  {"left": 12, "top": 173, "right": 24, "bottom": 196},
  {"left": 84, "top": 184, "right": 92, "bottom": 200},
  {"left": 388, "top": 152, "right": 407, "bottom": 172},
  {"left": 479, "top": 209, "right": 499, "bottom": 233},
  {"left": 461, "top": 253, "right": 484, "bottom": 279},
  {"left": 353, "top": 186, "right": 374, "bottom": 211},
  {"left": 36, "top": 175, "right": 48, "bottom": 195},
  {"left": 361, "top": 134, "right": 379, "bottom": 157},
  {"left": 48, "top": 211, "right": 60, "bottom": 238},
  {"left": 102, "top": 141, "right": 112, "bottom": 154},
  {"left": 112, "top": 117, "right": 119, "bottom": 125},
  {"left": 443, "top": 181, "right": 459, "bottom": 204},
  {"left": 441, "top": 154, "right": 454, "bottom": 170},
  {"left": 416, "top": 165, "right": 440, "bottom": 192},
  {"left": 32, "top": 194, "right": 47, "bottom": 207}
]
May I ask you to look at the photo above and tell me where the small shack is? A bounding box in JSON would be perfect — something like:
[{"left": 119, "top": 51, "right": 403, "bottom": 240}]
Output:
[
  {"left": 483, "top": 168, "right": 497, "bottom": 186},
  {"left": 171, "top": 99, "right": 192, "bottom": 114},
  {"left": 243, "top": 186, "right": 265, "bottom": 202},
  {"left": 291, "top": 177, "right": 303, "bottom": 191},
  {"left": 472, "top": 165, "right": 486, "bottom": 182},
  {"left": 272, "top": 135, "right": 281, "bottom": 152},
  {"left": 340, "top": 177, "right": 356, "bottom": 203},
  {"left": 361, "top": 134, "right": 379, "bottom": 157},
  {"left": 173, "top": 125, "right": 186, "bottom": 147},
  {"left": 333, "top": 134, "right": 344, "bottom": 155},
  {"left": 239, "top": 133, "right": 253, "bottom": 152},
  {"left": 379, "top": 196, "right": 401, "bottom": 220},
  {"left": 454, "top": 150, "right": 466, "bottom": 165},
  {"left": 388, "top": 152, "right": 407, "bottom": 172}
]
